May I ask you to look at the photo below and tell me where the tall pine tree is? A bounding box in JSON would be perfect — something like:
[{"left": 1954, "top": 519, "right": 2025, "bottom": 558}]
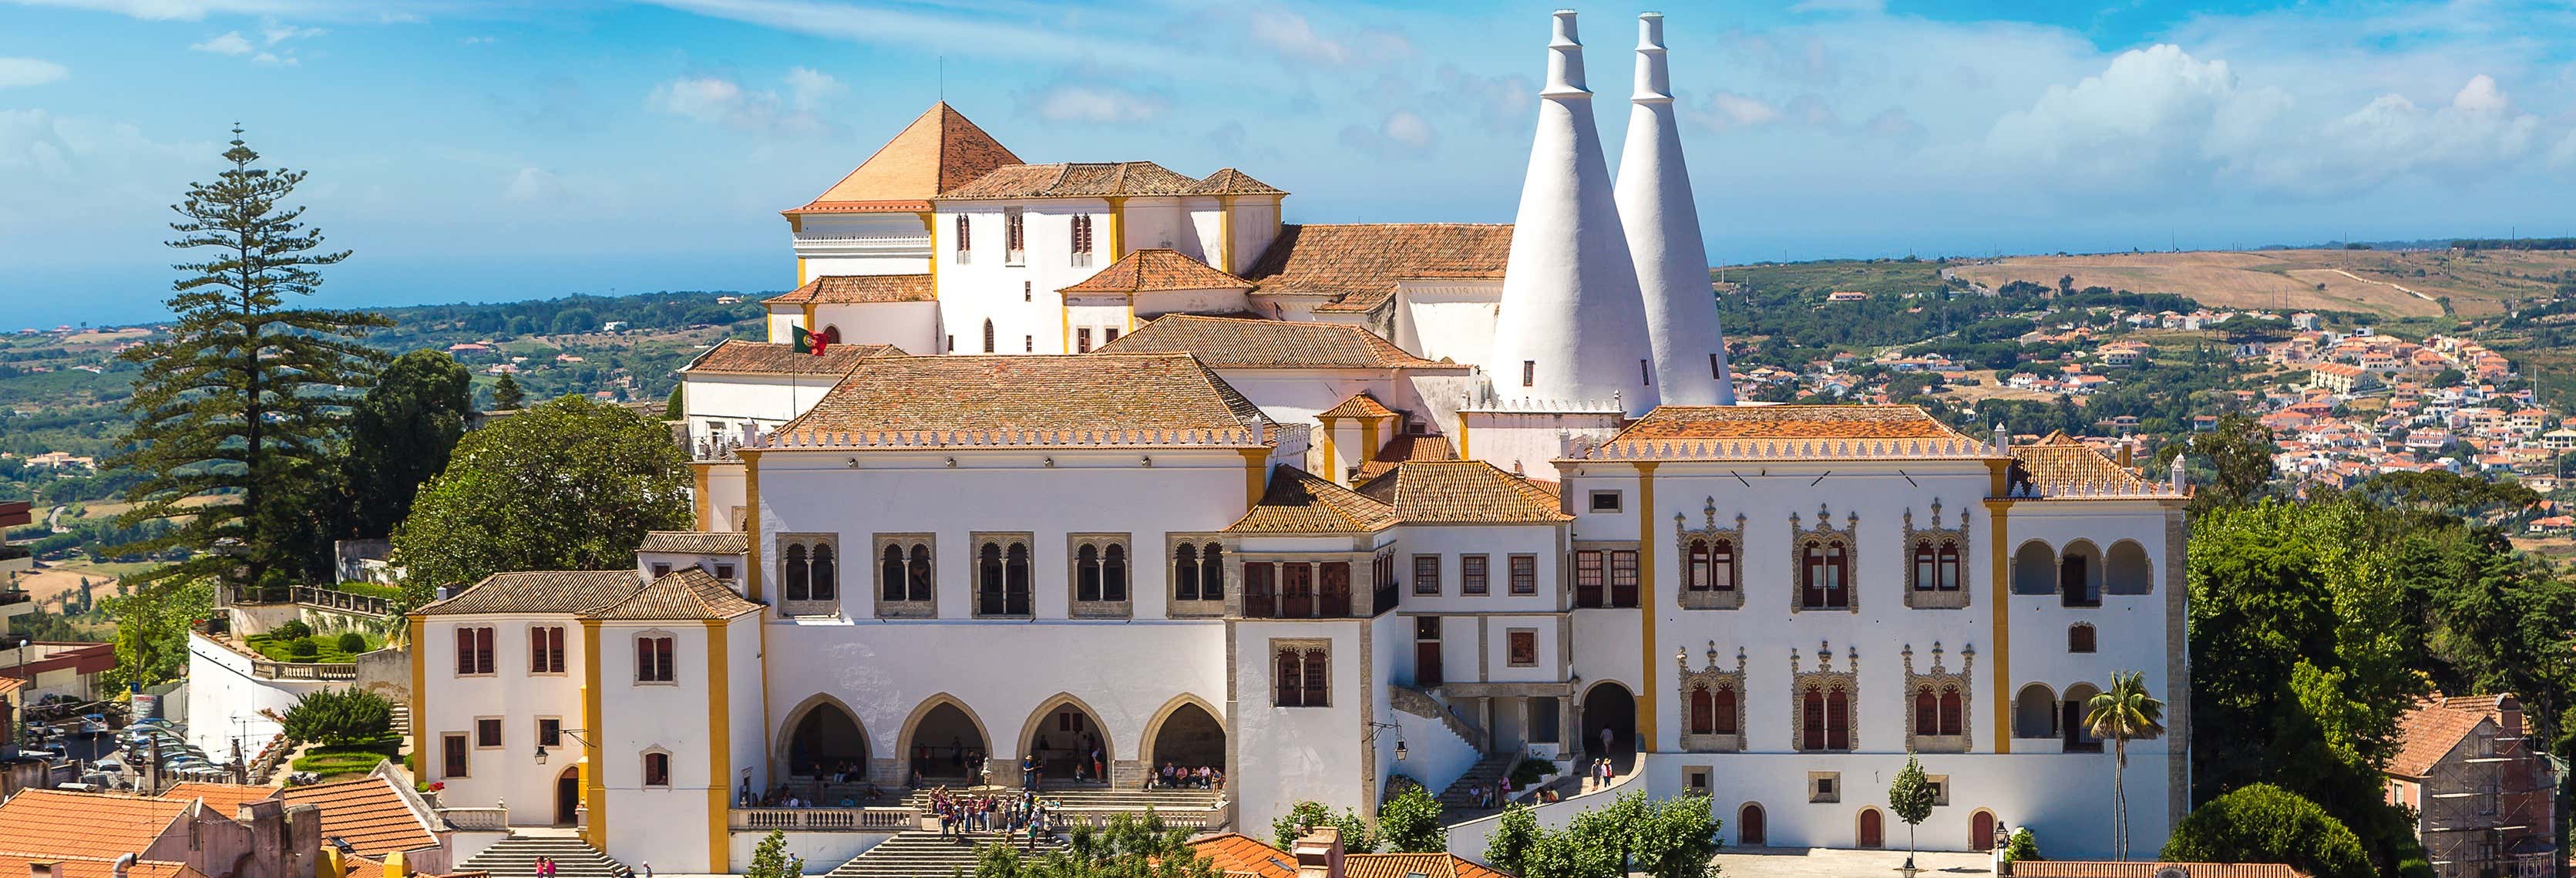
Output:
[{"left": 111, "top": 128, "right": 390, "bottom": 589}]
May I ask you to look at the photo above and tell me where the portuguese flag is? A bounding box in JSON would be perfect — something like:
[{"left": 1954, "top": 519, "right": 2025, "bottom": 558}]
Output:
[{"left": 792, "top": 325, "right": 829, "bottom": 356}]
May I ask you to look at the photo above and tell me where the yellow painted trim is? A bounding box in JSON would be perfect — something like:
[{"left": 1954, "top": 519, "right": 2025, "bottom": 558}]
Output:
[
  {"left": 742, "top": 449, "right": 764, "bottom": 604},
  {"left": 1106, "top": 197, "right": 1128, "bottom": 261},
  {"left": 1061, "top": 304, "right": 1072, "bottom": 355},
  {"left": 1636, "top": 462, "right": 1660, "bottom": 750},
  {"left": 703, "top": 619, "right": 731, "bottom": 873},
  {"left": 406, "top": 615, "right": 426, "bottom": 779},
  {"left": 1454, "top": 414, "right": 1470, "bottom": 458},
  {"left": 797, "top": 257, "right": 809, "bottom": 288},
  {"left": 1318, "top": 415, "right": 1339, "bottom": 482},
  {"left": 1239, "top": 449, "right": 1269, "bottom": 508},
  {"left": 1985, "top": 455, "right": 2015, "bottom": 754},
  {"left": 1360, "top": 418, "right": 1380, "bottom": 474},
  {"left": 786, "top": 214, "right": 802, "bottom": 234},
  {"left": 1125, "top": 301, "right": 1137, "bottom": 333},
  {"left": 1217, "top": 195, "right": 1237, "bottom": 274},
  {"left": 691, "top": 463, "right": 713, "bottom": 530},
  {"left": 580, "top": 619, "right": 606, "bottom": 849},
  {"left": 800, "top": 304, "right": 816, "bottom": 335}
]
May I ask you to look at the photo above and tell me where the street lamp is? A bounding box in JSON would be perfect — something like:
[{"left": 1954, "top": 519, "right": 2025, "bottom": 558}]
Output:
[
  {"left": 1364, "top": 722, "right": 1406, "bottom": 761},
  {"left": 534, "top": 728, "right": 594, "bottom": 765}
]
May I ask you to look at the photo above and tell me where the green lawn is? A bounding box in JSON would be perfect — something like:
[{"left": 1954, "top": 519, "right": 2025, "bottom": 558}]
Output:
[
  {"left": 291, "top": 738, "right": 400, "bottom": 777},
  {"left": 245, "top": 631, "right": 385, "bottom": 663}
]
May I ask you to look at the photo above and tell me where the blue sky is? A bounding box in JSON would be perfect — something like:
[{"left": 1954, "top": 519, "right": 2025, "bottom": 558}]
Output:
[{"left": 5, "top": 0, "right": 2576, "bottom": 329}]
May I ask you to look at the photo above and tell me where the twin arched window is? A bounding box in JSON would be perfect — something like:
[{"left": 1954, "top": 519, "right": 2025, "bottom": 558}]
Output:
[
  {"left": 977, "top": 538, "right": 1032, "bottom": 617},
  {"left": 1073, "top": 539, "right": 1129, "bottom": 604},
  {"left": 1689, "top": 684, "right": 1738, "bottom": 735},
  {"left": 782, "top": 539, "right": 836, "bottom": 603},
  {"left": 879, "top": 541, "right": 933, "bottom": 603},
  {"left": 1274, "top": 647, "right": 1330, "bottom": 707},
  {"left": 1071, "top": 215, "right": 1095, "bottom": 264},
  {"left": 1799, "top": 685, "right": 1852, "bottom": 751},
  {"left": 1800, "top": 539, "right": 1850, "bottom": 610},
  {"left": 954, "top": 215, "right": 971, "bottom": 260},
  {"left": 1173, "top": 542, "right": 1225, "bottom": 602},
  {"left": 1912, "top": 685, "right": 1964, "bottom": 737},
  {"left": 1911, "top": 540, "right": 1962, "bottom": 592},
  {"left": 1684, "top": 538, "right": 1737, "bottom": 592}
]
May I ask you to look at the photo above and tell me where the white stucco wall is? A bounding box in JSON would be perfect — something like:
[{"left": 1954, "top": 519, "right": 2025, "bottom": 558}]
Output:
[
  {"left": 811, "top": 301, "right": 939, "bottom": 354},
  {"left": 597, "top": 620, "right": 720, "bottom": 873},
  {"left": 184, "top": 632, "right": 342, "bottom": 761},
  {"left": 415, "top": 612, "right": 588, "bottom": 826}
]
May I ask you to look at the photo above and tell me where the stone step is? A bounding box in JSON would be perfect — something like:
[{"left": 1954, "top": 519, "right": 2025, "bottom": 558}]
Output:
[
  {"left": 826, "top": 832, "right": 1063, "bottom": 878},
  {"left": 459, "top": 835, "right": 632, "bottom": 878},
  {"left": 1436, "top": 753, "right": 1522, "bottom": 808}
]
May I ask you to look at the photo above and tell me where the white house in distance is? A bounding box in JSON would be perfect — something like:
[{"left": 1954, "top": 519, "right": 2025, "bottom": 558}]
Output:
[{"left": 415, "top": 9, "right": 2190, "bottom": 875}]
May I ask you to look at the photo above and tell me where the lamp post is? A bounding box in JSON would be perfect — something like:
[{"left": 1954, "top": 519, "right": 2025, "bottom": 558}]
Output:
[{"left": 534, "top": 728, "right": 595, "bottom": 765}]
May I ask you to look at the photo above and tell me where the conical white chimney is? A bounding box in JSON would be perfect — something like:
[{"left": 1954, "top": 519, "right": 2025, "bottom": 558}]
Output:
[
  {"left": 1487, "top": 9, "right": 1660, "bottom": 417},
  {"left": 1617, "top": 12, "right": 1734, "bottom": 405}
]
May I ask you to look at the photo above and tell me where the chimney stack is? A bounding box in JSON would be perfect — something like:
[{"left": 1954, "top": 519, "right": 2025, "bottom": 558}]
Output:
[
  {"left": 1293, "top": 826, "right": 1345, "bottom": 878},
  {"left": 1616, "top": 12, "right": 1734, "bottom": 405},
  {"left": 1486, "top": 9, "right": 1660, "bottom": 417}
]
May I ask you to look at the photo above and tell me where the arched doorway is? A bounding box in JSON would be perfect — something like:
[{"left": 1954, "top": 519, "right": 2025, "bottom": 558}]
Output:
[
  {"left": 786, "top": 699, "right": 870, "bottom": 780},
  {"left": 1580, "top": 682, "right": 1637, "bottom": 772},
  {"left": 2011, "top": 540, "right": 2056, "bottom": 595},
  {"left": 2060, "top": 540, "right": 2103, "bottom": 607},
  {"left": 1022, "top": 696, "right": 1110, "bottom": 784},
  {"left": 2062, "top": 683, "right": 2104, "bottom": 752},
  {"left": 554, "top": 766, "right": 580, "bottom": 826},
  {"left": 1858, "top": 807, "right": 1885, "bottom": 849},
  {"left": 903, "top": 698, "right": 990, "bottom": 783},
  {"left": 1737, "top": 803, "right": 1765, "bottom": 846},
  {"left": 1144, "top": 698, "right": 1226, "bottom": 775},
  {"left": 1970, "top": 810, "right": 1998, "bottom": 851}
]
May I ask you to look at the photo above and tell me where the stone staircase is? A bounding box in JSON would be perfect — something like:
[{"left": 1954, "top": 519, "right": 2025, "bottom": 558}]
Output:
[
  {"left": 390, "top": 703, "right": 412, "bottom": 738},
  {"left": 1435, "top": 752, "right": 1522, "bottom": 820},
  {"left": 1387, "top": 685, "right": 1485, "bottom": 746},
  {"left": 458, "top": 833, "right": 633, "bottom": 878},
  {"left": 898, "top": 782, "right": 1219, "bottom": 813},
  {"left": 826, "top": 831, "right": 1063, "bottom": 878}
]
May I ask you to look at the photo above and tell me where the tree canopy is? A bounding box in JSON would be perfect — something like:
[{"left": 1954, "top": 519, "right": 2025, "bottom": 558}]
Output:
[
  {"left": 390, "top": 394, "right": 690, "bottom": 601},
  {"left": 2161, "top": 784, "right": 2372, "bottom": 878},
  {"left": 1481, "top": 792, "right": 1718, "bottom": 878},
  {"left": 1377, "top": 784, "right": 1448, "bottom": 854},
  {"left": 341, "top": 349, "right": 472, "bottom": 539},
  {"left": 970, "top": 811, "right": 1217, "bottom": 878}
]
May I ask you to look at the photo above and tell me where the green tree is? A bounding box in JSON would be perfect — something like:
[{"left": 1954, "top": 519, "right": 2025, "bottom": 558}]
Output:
[
  {"left": 99, "top": 577, "right": 214, "bottom": 689},
  {"left": 2084, "top": 671, "right": 2166, "bottom": 859},
  {"left": 491, "top": 373, "right": 525, "bottom": 410},
  {"left": 2153, "top": 412, "right": 2276, "bottom": 513},
  {"left": 970, "top": 811, "right": 1216, "bottom": 878},
  {"left": 109, "top": 129, "right": 391, "bottom": 588},
  {"left": 2003, "top": 828, "right": 2039, "bottom": 863},
  {"left": 663, "top": 385, "right": 684, "bottom": 420},
  {"left": 1270, "top": 801, "right": 1374, "bottom": 853},
  {"left": 1484, "top": 804, "right": 1540, "bottom": 876},
  {"left": 390, "top": 395, "right": 691, "bottom": 601},
  {"left": 1886, "top": 755, "right": 1934, "bottom": 866},
  {"left": 1377, "top": 784, "right": 1448, "bottom": 853},
  {"left": 1507, "top": 791, "right": 1718, "bottom": 878},
  {"left": 2161, "top": 785, "right": 2370, "bottom": 878},
  {"left": 342, "top": 350, "right": 473, "bottom": 539},
  {"left": 281, "top": 688, "right": 393, "bottom": 745},
  {"left": 745, "top": 829, "right": 803, "bottom": 878}
]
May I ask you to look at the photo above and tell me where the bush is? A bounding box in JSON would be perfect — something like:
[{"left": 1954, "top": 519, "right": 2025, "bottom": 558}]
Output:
[
  {"left": 281, "top": 688, "right": 395, "bottom": 746},
  {"left": 2005, "top": 827, "right": 2040, "bottom": 863},
  {"left": 288, "top": 637, "right": 319, "bottom": 659},
  {"left": 335, "top": 631, "right": 368, "bottom": 654},
  {"left": 1377, "top": 784, "right": 1447, "bottom": 853},
  {"left": 274, "top": 620, "right": 314, "bottom": 640},
  {"left": 2162, "top": 784, "right": 2371, "bottom": 878},
  {"left": 1509, "top": 757, "right": 1552, "bottom": 787}
]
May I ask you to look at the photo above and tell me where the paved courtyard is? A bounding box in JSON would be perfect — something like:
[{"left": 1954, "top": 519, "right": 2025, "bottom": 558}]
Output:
[{"left": 1710, "top": 847, "right": 1996, "bottom": 878}]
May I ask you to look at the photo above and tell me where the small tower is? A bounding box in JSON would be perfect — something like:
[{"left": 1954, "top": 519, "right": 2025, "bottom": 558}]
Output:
[
  {"left": 1486, "top": 9, "right": 1660, "bottom": 417},
  {"left": 1616, "top": 12, "right": 1734, "bottom": 405}
]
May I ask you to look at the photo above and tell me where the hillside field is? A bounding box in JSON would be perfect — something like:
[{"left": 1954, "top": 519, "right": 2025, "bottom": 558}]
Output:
[{"left": 1949, "top": 248, "right": 2576, "bottom": 320}]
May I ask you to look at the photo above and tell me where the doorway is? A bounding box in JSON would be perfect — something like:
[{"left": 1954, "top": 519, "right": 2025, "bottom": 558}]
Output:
[
  {"left": 554, "top": 767, "right": 580, "bottom": 826},
  {"left": 1414, "top": 617, "right": 1443, "bottom": 688}
]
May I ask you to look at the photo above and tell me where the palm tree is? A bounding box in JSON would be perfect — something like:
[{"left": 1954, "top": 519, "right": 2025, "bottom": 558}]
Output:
[{"left": 2085, "top": 670, "right": 2166, "bottom": 860}]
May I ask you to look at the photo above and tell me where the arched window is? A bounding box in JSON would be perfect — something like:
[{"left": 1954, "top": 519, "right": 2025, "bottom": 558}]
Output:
[
  {"left": 1004, "top": 543, "right": 1031, "bottom": 615},
  {"left": 954, "top": 215, "right": 970, "bottom": 259},
  {"left": 784, "top": 543, "right": 810, "bottom": 601},
  {"left": 1912, "top": 540, "right": 1936, "bottom": 592},
  {"left": 810, "top": 543, "right": 836, "bottom": 600},
  {"left": 2013, "top": 684, "right": 2058, "bottom": 738},
  {"left": 2061, "top": 541, "right": 2102, "bottom": 607},
  {"left": 1075, "top": 544, "right": 1101, "bottom": 601},
  {"left": 1937, "top": 541, "right": 1962, "bottom": 591},
  {"left": 1690, "top": 685, "right": 1715, "bottom": 735},
  {"left": 1801, "top": 688, "right": 1826, "bottom": 750},
  {"left": 880, "top": 545, "right": 905, "bottom": 602},
  {"left": 1938, "top": 688, "right": 1963, "bottom": 736},
  {"left": 982, "top": 319, "right": 996, "bottom": 354},
  {"left": 1801, "top": 540, "right": 1849, "bottom": 609},
  {"left": 1710, "top": 539, "right": 1735, "bottom": 590},
  {"left": 2106, "top": 540, "right": 2154, "bottom": 594},
  {"left": 1103, "top": 544, "right": 1128, "bottom": 602},
  {"left": 1687, "top": 539, "right": 1712, "bottom": 591},
  {"left": 906, "top": 545, "right": 933, "bottom": 601},
  {"left": 977, "top": 542, "right": 1004, "bottom": 614},
  {"left": 1200, "top": 543, "right": 1224, "bottom": 600},
  {"left": 1826, "top": 688, "right": 1851, "bottom": 750},
  {"left": 1711, "top": 685, "right": 1737, "bottom": 735},
  {"left": 1301, "top": 648, "right": 1330, "bottom": 707},
  {"left": 2013, "top": 540, "right": 2057, "bottom": 594},
  {"left": 1274, "top": 651, "right": 1302, "bottom": 707},
  {"left": 822, "top": 325, "right": 842, "bottom": 345},
  {"left": 2069, "top": 624, "right": 2097, "bottom": 653},
  {"left": 1174, "top": 543, "right": 1202, "bottom": 601},
  {"left": 1915, "top": 686, "right": 1939, "bottom": 736}
]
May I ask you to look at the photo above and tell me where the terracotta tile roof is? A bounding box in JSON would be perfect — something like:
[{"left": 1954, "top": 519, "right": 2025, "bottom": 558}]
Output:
[
  {"left": 1343, "top": 853, "right": 1515, "bottom": 878},
  {"left": 1614, "top": 405, "right": 1975, "bottom": 442},
  {"left": 764, "top": 274, "right": 937, "bottom": 306},
  {"left": 778, "top": 354, "right": 1269, "bottom": 442},
  {"left": 1191, "top": 169, "right": 1286, "bottom": 196},
  {"left": 789, "top": 103, "right": 1021, "bottom": 213},
  {"left": 1321, "top": 392, "right": 1397, "bottom": 419},
  {"left": 1226, "top": 466, "right": 1399, "bottom": 533},
  {"left": 2387, "top": 694, "right": 2515, "bottom": 779},
  {"left": 1097, "top": 315, "right": 1451, "bottom": 370},
  {"left": 937, "top": 162, "right": 1202, "bottom": 200},
  {"left": 1185, "top": 833, "right": 1296, "bottom": 878},
  {"left": 2010, "top": 431, "right": 2151, "bottom": 496},
  {"left": 1355, "top": 460, "right": 1569, "bottom": 524},
  {"left": 1241, "top": 224, "right": 1514, "bottom": 314},
  {"left": 1058, "top": 250, "right": 1253, "bottom": 294},
  {"left": 160, "top": 782, "right": 277, "bottom": 813},
  {"left": 0, "top": 790, "right": 188, "bottom": 861},
  {"left": 637, "top": 531, "right": 748, "bottom": 555},
  {"left": 415, "top": 570, "right": 641, "bottom": 617},
  {"left": 277, "top": 774, "right": 440, "bottom": 857},
  {"left": 2010, "top": 863, "right": 2308, "bottom": 878},
  {"left": 681, "top": 340, "right": 899, "bottom": 377},
  {"left": 1352, "top": 434, "right": 1458, "bottom": 484},
  {"left": 0, "top": 856, "right": 193, "bottom": 878},
  {"left": 583, "top": 568, "right": 761, "bottom": 621}
]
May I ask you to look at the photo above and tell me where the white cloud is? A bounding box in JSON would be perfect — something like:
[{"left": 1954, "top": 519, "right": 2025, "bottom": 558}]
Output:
[
  {"left": 261, "top": 21, "right": 322, "bottom": 44},
  {"left": 504, "top": 167, "right": 562, "bottom": 203},
  {"left": 1706, "top": 90, "right": 1782, "bottom": 128},
  {"left": 2, "top": 0, "right": 312, "bottom": 21},
  {"left": 249, "top": 51, "right": 294, "bottom": 66},
  {"left": 1249, "top": 8, "right": 1347, "bottom": 66},
  {"left": 0, "top": 58, "right": 69, "bottom": 89},
  {"left": 2552, "top": 128, "right": 2576, "bottom": 170},
  {"left": 641, "top": 0, "right": 1183, "bottom": 67},
  {"left": 1024, "top": 83, "right": 1167, "bottom": 124},
  {"left": 1431, "top": 63, "right": 1531, "bottom": 133},
  {"left": 0, "top": 109, "right": 207, "bottom": 228},
  {"left": 647, "top": 71, "right": 836, "bottom": 136},
  {"left": 190, "top": 31, "right": 253, "bottom": 55},
  {"left": 1340, "top": 109, "right": 1437, "bottom": 156}
]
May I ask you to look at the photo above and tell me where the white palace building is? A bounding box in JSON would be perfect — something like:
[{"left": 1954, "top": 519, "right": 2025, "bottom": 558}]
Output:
[{"left": 406, "top": 10, "right": 2189, "bottom": 873}]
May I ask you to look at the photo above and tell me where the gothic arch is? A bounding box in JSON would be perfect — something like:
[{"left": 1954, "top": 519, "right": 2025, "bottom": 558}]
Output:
[
  {"left": 1016, "top": 691, "right": 1116, "bottom": 779},
  {"left": 775, "top": 691, "right": 872, "bottom": 775},
  {"left": 1136, "top": 692, "right": 1226, "bottom": 765},
  {"left": 896, "top": 692, "right": 994, "bottom": 781}
]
